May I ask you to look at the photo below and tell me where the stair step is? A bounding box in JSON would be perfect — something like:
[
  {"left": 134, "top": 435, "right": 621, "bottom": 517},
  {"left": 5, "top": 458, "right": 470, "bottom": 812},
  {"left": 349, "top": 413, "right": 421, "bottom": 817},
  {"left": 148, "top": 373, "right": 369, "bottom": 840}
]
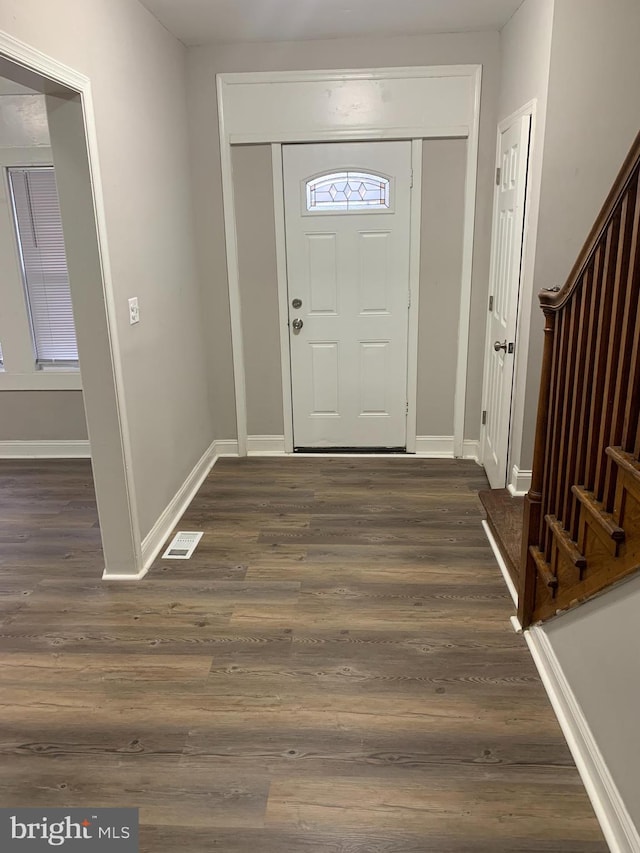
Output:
[
  {"left": 545, "top": 514, "right": 587, "bottom": 575},
  {"left": 529, "top": 546, "right": 558, "bottom": 596},
  {"left": 572, "top": 485, "right": 625, "bottom": 541},
  {"left": 606, "top": 445, "right": 640, "bottom": 479},
  {"left": 479, "top": 489, "right": 523, "bottom": 589}
]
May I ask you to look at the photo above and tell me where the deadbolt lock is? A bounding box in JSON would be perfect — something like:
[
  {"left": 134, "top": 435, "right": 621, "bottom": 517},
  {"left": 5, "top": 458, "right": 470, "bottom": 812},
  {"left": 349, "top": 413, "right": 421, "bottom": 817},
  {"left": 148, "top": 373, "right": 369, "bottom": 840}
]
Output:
[{"left": 292, "top": 298, "right": 302, "bottom": 309}]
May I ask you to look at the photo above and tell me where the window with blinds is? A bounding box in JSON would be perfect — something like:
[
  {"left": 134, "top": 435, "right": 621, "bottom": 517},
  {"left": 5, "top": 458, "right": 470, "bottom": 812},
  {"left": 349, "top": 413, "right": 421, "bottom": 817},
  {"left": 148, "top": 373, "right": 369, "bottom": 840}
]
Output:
[{"left": 8, "top": 167, "right": 78, "bottom": 367}]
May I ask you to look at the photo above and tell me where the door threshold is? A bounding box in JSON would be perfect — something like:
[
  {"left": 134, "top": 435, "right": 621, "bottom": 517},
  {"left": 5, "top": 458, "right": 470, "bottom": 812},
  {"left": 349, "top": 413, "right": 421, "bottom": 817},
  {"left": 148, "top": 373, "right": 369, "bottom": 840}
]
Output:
[{"left": 294, "top": 447, "right": 406, "bottom": 454}]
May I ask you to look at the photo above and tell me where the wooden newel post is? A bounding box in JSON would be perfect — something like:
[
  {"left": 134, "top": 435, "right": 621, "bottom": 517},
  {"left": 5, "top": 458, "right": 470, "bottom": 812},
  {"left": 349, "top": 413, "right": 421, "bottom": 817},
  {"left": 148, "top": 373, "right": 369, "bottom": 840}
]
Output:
[{"left": 518, "top": 305, "right": 556, "bottom": 627}]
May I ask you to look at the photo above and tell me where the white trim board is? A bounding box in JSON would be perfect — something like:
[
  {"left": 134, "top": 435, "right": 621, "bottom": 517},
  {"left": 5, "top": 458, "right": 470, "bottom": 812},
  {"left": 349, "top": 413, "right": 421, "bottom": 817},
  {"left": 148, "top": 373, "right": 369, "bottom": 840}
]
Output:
[
  {"left": 415, "top": 435, "right": 480, "bottom": 461},
  {"left": 406, "top": 139, "right": 423, "bottom": 454},
  {"left": 218, "top": 65, "right": 482, "bottom": 460},
  {"left": 0, "top": 440, "right": 90, "bottom": 458},
  {"left": 214, "top": 436, "right": 482, "bottom": 460},
  {"left": 481, "top": 519, "right": 518, "bottom": 606},
  {"left": 247, "top": 435, "right": 286, "bottom": 456},
  {"left": 508, "top": 465, "right": 532, "bottom": 496},
  {"left": 526, "top": 626, "right": 640, "bottom": 853}
]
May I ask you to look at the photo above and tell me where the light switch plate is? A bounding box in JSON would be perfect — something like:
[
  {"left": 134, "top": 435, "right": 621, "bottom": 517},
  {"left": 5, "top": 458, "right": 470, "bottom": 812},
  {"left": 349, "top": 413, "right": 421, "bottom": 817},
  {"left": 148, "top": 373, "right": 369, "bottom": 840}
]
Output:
[{"left": 128, "top": 297, "right": 140, "bottom": 325}]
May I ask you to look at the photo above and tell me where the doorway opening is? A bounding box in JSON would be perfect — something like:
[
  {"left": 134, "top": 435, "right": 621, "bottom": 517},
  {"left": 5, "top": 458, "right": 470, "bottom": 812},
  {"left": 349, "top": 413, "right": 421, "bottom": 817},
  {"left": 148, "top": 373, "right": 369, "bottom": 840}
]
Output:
[{"left": 0, "top": 42, "right": 140, "bottom": 578}]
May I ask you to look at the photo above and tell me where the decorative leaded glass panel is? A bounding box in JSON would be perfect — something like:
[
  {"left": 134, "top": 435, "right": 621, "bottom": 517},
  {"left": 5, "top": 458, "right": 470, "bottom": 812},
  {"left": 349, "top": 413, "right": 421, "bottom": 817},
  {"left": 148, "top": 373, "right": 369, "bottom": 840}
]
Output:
[{"left": 306, "top": 171, "right": 390, "bottom": 212}]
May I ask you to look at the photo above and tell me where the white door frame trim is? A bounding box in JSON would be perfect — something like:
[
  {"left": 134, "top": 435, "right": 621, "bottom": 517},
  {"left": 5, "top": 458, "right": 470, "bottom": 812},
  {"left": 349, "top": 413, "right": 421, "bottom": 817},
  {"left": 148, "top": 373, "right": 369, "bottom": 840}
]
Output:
[
  {"left": 218, "top": 66, "right": 482, "bottom": 456},
  {"left": 480, "top": 99, "right": 537, "bottom": 480},
  {"left": 406, "top": 138, "right": 423, "bottom": 454},
  {"left": 0, "top": 30, "right": 142, "bottom": 574}
]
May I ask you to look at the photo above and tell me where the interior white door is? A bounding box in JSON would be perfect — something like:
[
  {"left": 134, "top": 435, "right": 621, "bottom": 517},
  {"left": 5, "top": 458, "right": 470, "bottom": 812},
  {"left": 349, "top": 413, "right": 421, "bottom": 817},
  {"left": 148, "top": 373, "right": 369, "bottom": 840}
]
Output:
[
  {"left": 283, "top": 141, "right": 411, "bottom": 449},
  {"left": 482, "top": 115, "right": 531, "bottom": 487}
]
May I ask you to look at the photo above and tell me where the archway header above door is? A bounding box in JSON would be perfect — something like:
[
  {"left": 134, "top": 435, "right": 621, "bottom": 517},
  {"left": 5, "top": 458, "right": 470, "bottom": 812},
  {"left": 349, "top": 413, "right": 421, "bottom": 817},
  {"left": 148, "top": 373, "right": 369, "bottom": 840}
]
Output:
[{"left": 217, "top": 65, "right": 482, "bottom": 456}]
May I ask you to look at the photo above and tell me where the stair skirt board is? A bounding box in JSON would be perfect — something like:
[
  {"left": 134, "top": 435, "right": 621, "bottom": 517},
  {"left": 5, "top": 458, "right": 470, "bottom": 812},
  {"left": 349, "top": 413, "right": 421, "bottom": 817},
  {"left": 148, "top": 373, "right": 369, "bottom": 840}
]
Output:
[
  {"left": 482, "top": 519, "right": 518, "bottom": 605},
  {"left": 525, "top": 626, "right": 640, "bottom": 853}
]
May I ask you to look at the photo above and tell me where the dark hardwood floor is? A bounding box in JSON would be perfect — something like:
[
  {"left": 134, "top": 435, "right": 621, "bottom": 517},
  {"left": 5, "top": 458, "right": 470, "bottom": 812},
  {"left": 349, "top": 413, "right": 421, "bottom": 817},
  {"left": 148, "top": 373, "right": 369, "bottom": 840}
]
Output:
[{"left": 0, "top": 457, "right": 607, "bottom": 851}]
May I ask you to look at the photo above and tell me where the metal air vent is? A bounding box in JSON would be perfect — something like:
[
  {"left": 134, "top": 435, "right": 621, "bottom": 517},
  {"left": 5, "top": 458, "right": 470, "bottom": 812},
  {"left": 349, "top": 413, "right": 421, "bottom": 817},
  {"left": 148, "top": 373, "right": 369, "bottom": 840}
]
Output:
[{"left": 162, "top": 531, "right": 203, "bottom": 559}]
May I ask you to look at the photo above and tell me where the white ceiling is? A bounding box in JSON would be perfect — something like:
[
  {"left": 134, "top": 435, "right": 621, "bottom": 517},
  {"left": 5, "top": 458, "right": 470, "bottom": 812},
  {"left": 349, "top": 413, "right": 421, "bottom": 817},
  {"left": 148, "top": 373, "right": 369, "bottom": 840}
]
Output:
[{"left": 139, "top": 0, "right": 524, "bottom": 46}]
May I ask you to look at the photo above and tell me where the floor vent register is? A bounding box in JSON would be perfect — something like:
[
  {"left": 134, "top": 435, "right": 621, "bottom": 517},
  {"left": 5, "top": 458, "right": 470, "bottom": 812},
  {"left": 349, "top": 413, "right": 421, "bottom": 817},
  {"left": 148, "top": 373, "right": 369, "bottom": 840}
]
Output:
[{"left": 162, "top": 531, "right": 203, "bottom": 559}]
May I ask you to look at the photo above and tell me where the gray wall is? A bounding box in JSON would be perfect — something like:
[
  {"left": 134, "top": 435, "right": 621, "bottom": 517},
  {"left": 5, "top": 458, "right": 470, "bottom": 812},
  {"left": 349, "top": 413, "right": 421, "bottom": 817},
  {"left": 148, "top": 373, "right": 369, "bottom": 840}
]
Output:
[
  {"left": 186, "top": 31, "right": 500, "bottom": 442},
  {"left": 543, "top": 574, "right": 640, "bottom": 828},
  {"left": 417, "top": 139, "right": 466, "bottom": 436},
  {"left": 0, "top": 392, "right": 88, "bottom": 440},
  {"left": 232, "top": 145, "right": 284, "bottom": 437},
  {"left": 0, "top": 0, "right": 217, "bottom": 540},
  {"left": 496, "top": 0, "right": 555, "bottom": 475},
  {"left": 537, "top": 0, "right": 640, "bottom": 832},
  {"left": 523, "top": 0, "right": 640, "bottom": 464}
]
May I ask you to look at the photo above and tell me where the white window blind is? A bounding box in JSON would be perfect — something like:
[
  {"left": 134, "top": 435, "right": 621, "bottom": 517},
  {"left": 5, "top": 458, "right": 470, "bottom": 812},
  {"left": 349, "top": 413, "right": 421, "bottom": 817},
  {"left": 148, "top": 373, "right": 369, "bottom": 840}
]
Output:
[{"left": 8, "top": 167, "right": 78, "bottom": 366}]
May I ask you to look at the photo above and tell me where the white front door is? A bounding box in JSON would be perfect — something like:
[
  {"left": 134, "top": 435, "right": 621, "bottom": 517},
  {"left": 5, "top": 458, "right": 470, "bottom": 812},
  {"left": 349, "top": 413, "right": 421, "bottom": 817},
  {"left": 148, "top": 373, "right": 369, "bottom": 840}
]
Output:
[
  {"left": 482, "top": 115, "right": 531, "bottom": 487},
  {"left": 283, "top": 141, "right": 412, "bottom": 449}
]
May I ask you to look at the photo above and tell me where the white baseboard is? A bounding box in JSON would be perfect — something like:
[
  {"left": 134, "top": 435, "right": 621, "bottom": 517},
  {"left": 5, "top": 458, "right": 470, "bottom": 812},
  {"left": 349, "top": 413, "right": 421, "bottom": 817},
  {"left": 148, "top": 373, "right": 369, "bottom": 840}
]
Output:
[
  {"left": 101, "top": 566, "right": 149, "bottom": 582},
  {"left": 414, "top": 435, "right": 454, "bottom": 457},
  {"left": 138, "top": 439, "right": 219, "bottom": 572},
  {"left": 415, "top": 435, "right": 481, "bottom": 462},
  {"left": 481, "top": 519, "right": 518, "bottom": 606},
  {"left": 526, "top": 626, "right": 640, "bottom": 853},
  {"left": 0, "top": 439, "right": 91, "bottom": 458},
  {"left": 247, "top": 435, "right": 286, "bottom": 455},
  {"left": 508, "top": 464, "right": 532, "bottom": 496},
  {"left": 463, "top": 438, "right": 481, "bottom": 463},
  {"left": 213, "top": 439, "right": 239, "bottom": 457}
]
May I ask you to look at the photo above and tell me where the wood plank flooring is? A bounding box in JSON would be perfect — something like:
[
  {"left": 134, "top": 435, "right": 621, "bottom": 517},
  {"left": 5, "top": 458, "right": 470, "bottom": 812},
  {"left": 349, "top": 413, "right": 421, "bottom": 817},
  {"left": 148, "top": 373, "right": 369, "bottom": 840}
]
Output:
[{"left": 0, "top": 457, "right": 607, "bottom": 851}]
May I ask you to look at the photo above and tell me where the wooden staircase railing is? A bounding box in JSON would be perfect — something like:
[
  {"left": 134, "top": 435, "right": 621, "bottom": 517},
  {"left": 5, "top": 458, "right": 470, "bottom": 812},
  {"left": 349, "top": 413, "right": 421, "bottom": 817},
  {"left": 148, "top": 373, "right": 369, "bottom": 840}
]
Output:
[{"left": 519, "top": 130, "right": 640, "bottom": 628}]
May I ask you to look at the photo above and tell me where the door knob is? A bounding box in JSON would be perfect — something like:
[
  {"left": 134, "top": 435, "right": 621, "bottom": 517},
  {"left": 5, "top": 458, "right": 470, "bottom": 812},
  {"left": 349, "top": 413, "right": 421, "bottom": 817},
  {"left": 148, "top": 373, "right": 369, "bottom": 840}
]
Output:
[
  {"left": 494, "top": 340, "right": 507, "bottom": 352},
  {"left": 292, "top": 318, "right": 304, "bottom": 331}
]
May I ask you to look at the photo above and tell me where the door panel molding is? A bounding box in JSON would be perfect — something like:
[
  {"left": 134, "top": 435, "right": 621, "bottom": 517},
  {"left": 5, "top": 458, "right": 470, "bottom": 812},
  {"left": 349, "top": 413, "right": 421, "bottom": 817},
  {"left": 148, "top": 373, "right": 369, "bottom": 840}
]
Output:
[{"left": 219, "top": 66, "right": 482, "bottom": 455}]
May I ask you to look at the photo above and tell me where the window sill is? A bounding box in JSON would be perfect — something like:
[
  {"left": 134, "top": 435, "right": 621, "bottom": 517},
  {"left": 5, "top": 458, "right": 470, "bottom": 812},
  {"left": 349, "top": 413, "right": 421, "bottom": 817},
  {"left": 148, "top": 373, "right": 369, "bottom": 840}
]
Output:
[{"left": 0, "top": 371, "right": 82, "bottom": 391}]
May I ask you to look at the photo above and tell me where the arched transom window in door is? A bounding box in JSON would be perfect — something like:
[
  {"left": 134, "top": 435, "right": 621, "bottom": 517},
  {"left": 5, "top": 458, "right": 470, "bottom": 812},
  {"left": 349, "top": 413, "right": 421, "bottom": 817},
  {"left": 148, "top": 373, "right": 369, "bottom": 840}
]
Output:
[{"left": 305, "top": 171, "right": 390, "bottom": 213}]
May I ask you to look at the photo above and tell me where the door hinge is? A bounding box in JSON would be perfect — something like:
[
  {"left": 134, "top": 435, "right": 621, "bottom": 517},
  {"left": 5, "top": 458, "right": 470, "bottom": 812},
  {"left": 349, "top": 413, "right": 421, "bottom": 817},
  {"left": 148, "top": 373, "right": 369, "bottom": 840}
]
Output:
[
  {"left": 406, "top": 401, "right": 409, "bottom": 415},
  {"left": 495, "top": 166, "right": 501, "bottom": 186},
  {"left": 482, "top": 410, "right": 487, "bottom": 426},
  {"left": 408, "top": 289, "right": 411, "bottom": 308},
  {"left": 410, "top": 169, "right": 414, "bottom": 188},
  {"left": 488, "top": 295, "right": 493, "bottom": 312}
]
